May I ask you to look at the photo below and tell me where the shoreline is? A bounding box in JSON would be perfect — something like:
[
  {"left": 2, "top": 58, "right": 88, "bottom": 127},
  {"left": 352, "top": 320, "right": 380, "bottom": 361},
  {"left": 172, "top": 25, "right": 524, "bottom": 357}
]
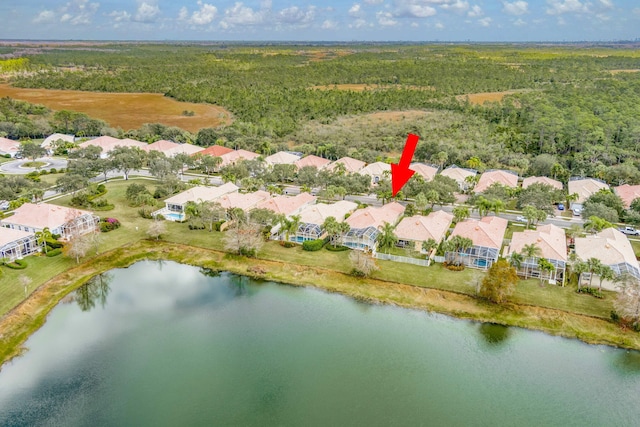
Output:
[{"left": 2, "top": 239, "right": 640, "bottom": 369}]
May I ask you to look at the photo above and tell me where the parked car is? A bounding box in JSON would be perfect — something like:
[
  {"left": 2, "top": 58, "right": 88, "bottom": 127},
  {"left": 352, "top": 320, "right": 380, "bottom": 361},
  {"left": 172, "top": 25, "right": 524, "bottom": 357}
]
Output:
[
  {"left": 557, "top": 203, "right": 565, "bottom": 211},
  {"left": 619, "top": 226, "right": 640, "bottom": 236},
  {"left": 572, "top": 207, "right": 582, "bottom": 216},
  {"left": 515, "top": 215, "right": 527, "bottom": 223}
]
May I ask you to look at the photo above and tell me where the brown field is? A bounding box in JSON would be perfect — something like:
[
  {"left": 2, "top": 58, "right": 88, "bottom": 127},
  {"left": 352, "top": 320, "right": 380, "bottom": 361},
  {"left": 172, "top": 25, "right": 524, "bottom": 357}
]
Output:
[
  {"left": 608, "top": 69, "right": 640, "bottom": 74},
  {"left": 309, "top": 84, "right": 434, "bottom": 91},
  {"left": 0, "top": 83, "right": 232, "bottom": 132},
  {"left": 456, "top": 90, "right": 526, "bottom": 105}
]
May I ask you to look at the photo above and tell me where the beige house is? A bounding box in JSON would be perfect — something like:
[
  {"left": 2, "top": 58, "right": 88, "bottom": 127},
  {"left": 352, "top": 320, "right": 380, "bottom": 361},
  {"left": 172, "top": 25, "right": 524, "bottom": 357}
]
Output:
[
  {"left": 153, "top": 183, "right": 239, "bottom": 221},
  {"left": 217, "top": 190, "right": 272, "bottom": 212},
  {"left": 342, "top": 201, "right": 405, "bottom": 251},
  {"left": 141, "top": 139, "right": 180, "bottom": 153},
  {"left": 522, "top": 176, "right": 563, "bottom": 191},
  {"left": 395, "top": 210, "right": 454, "bottom": 254},
  {"left": 78, "top": 136, "right": 147, "bottom": 158},
  {"left": 265, "top": 151, "right": 301, "bottom": 166},
  {"left": 358, "top": 162, "right": 391, "bottom": 185},
  {"left": 504, "top": 224, "right": 567, "bottom": 284},
  {"left": 614, "top": 184, "right": 640, "bottom": 209},
  {"left": 41, "top": 133, "right": 75, "bottom": 151},
  {"left": 439, "top": 165, "right": 477, "bottom": 191},
  {"left": 568, "top": 178, "right": 609, "bottom": 204},
  {"left": 0, "top": 227, "right": 39, "bottom": 261},
  {"left": 474, "top": 170, "right": 519, "bottom": 193},
  {"left": 410, "top": 163, "right": 438, "bottom": 181},
  {"left": 257, "top": 192, "right": 317, "bottom": 216},
  {"left": 295, "top": 155, "right": 331, "bottom": 170},
  {"left": 1, "top": 203, "right": 98, "bottom": 239},
  {"left": 292, "top": 200, "right": 358, "bottom": 242},
  {"left": 327, "top": 157, "right": 366, "bottom": 174},
  {"left": 446, "top": 216, "right": 508, "bottom": 269},
  {"left": 574, "top": 228, "right": 640, "bottom": 291},
  {"left": 218, "top": 149, "right": 261, "bottom": 168},
  {"left": 163, "top": 144, "right": 204, "bottom": 157},
  {"left": 0, "top": 137, "right": 20, "bottom": 157}
]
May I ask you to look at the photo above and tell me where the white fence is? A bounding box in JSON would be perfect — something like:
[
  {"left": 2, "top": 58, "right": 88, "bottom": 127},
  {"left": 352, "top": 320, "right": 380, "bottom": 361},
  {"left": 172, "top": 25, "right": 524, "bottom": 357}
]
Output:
[
  {"left": 374, "top": 253, "right": 431, "bottom": 267},
  {"left": 432, "top": 256, "right": 446, "bottom": 264}
]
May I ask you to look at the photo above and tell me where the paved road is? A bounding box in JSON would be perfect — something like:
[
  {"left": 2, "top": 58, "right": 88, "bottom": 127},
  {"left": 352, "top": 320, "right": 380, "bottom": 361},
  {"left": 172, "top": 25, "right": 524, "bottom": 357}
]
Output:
[{"left": 0, "top": 157, "right": 68, "bottom": 174}]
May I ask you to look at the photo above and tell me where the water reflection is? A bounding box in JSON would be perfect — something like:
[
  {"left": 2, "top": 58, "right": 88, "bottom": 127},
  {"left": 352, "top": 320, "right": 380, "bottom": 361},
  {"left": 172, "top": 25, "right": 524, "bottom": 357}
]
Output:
[
  {"left": 199, "top": 267, "right": 220, "bottom": 278},
  {"left": 477, "top": 323, "right": 511, "bottom": 348},
  {"left": 611, "top": 350, "right": 640, "bottom": 376},
  {"left": 74, "top": 272, "right": 113, "bottom": 312}
]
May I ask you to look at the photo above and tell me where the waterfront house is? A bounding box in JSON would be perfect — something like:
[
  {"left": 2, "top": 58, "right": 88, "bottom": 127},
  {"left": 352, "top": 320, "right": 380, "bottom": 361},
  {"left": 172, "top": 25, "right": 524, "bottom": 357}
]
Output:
[
  {"left": 358, "top": 162, "right": 391, "bottom": 185},
  {"left": 153, "top": 183, "right": 239, "bottom": 221},
  {"left": 614, "top": 184, "right": 640, "bottom": 209},
  {"left": 256, "top": 192, "right": 317, "bottom": 217},
  {"left": 0, "top": 137, "right": 20, "bottom": 158},
  {"left": 439, "top": 165, "right": 477, "bottom": 191},
  {"left": 0, "top": 202, "right": 99, "bottom": 239},
  {"left": 394, "top": 210, "right": 454, "bottom": 254},
  {"left": 410, "top": 163, "right": 438, "bottom": 182},
  {"left": 474, "top": 169, "right": 519, "bottom": 193},
  {"left": 504, "top": 224, "right": 567, "bottom": 284},
  {"left": 574, "top": 228, "right": 640, "bottom": 291},
  {"left": 446, "top": 216, "right": 508, "bottom": 269},
  {"left": 0, "top": 227, "right": 39, "bottom": 261},
  {"left": 342, "top": 202, "right": 405, "bottom": 252},
  {"left": 295, "top": 155, "right": 331, "bottom": 170},
  {"left": 327, "top": 157, "right": 366, "bottom": 174},
  {"left": 522, "top": 176, "right": 563, "bottom": 191},
  {"left": 217, "top": 190, "right": 272, "bottom": 212},
  {"left": 291, "top": 200, "right": 358, "bottom": 242}
]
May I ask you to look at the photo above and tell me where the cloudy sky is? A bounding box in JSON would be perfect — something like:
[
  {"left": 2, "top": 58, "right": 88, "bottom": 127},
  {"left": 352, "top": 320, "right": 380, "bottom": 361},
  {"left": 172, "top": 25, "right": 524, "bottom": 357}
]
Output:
[{"left": 1, "top": 0, "right": 638, "bottom": 41}]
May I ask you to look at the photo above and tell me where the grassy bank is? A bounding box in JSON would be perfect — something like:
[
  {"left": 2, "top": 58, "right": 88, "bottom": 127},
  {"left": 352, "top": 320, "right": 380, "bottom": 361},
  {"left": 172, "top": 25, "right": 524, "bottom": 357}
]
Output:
[{"left": 2, "top": 239, "right": 640, "bottom": 370}]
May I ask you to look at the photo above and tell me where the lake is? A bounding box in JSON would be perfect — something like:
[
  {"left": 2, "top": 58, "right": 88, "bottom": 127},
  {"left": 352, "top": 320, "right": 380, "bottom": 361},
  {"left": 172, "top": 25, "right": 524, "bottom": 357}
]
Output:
[{"left": 1, "top": 260, "right": 639, "bottom": 426}]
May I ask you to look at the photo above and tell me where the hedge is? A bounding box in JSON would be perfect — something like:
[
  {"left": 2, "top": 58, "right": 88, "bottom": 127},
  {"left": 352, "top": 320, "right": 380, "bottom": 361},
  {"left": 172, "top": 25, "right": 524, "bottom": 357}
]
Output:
[
  {"left": 46, "top": 248, "right": 62, "bottom": 257},
  {"left": 5, "top": 259, "right": 27, "bottom": 269},
  {"left": 302, "top": 239, "right": 325, "bottom": 251}
]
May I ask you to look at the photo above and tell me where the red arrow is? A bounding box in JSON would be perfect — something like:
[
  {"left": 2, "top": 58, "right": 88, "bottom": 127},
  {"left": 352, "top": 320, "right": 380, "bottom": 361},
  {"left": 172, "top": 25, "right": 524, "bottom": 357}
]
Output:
[{"left": 391, "top": 133, "right": 419, "bottom": 196}]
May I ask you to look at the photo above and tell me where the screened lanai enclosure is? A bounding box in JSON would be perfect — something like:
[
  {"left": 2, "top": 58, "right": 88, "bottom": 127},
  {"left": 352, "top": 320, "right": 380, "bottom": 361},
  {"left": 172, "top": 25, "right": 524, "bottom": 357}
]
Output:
[
  {"left": 342, "top": 226, "right": 378, "bottom": 252},
  {"left": 290, "top": 223, "right": 323, "bottom": 243},
  {"left": 515, "top": 257, "right": 566, "bottom": 284},
  {"left": 445, "top": 244, "right": 499, "bottom": 270},
  {"left": 0, "top": 232, "right": 39, "bottom": 262}
]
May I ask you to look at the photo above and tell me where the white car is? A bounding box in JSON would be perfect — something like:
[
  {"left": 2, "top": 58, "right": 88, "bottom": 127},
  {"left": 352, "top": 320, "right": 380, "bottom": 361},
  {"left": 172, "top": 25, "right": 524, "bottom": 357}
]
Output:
[{"left": 515, "top": 215, "right": 527, "bottom": 223}]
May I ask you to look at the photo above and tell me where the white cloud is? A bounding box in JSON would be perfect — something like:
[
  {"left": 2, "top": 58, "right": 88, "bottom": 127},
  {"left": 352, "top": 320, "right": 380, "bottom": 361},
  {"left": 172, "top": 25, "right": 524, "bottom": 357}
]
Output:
[
  {"left": 513, "top": 18, "right": 526, "bottom": 26},
  {"left": 178, "top": 7, "right": 188, "bottom": 21},
  {"left": 376, "top": 10, "right": 398, "bottom": 26},
  {"left": 57, "top": 0, "right": 99, "bottom": 26},
  {"left": 478, "top": 16, "right": 492, "bottom": 26},
  {"left": 33, "top": 10, "right": 55, "bottom": 24},
  {"left": 546, "top": 0, "right": 589, "bottom": 15},
  {"left": 134, "top": 1, "right": 160, "bottom": 23},
  {"left": 503, "top": 1, "right": 528, "bottom": 16},
  {"left": 349, "top": 18, "right": 369, "bottom": 28},
  {"left": 434, "top": 22, "right": 444, "bottom": 29},
  {"left": 180, "top": 1, "right": 219, "bottom": 26},
  {"left": 467, "top": 5, "right": 483, "bottom": 17},
  {"left": 597, "top": 0, "right": 613, "bottom": 9},
  {"left": 276, "top": 6, "right": 316, "bottom": 25},
  {"left": 441, "top": 0, "right": 469, "bottom": 14},
  {"left": 349, "top": 3, "right": 363, "bottom": 17},
  {"left": 363, "top": 0, "right": 384, "bottom": 4},
  {"left": 321, "top": 20, "right": 338, "bottom": 29},
  {"left": 108, "top": 10, "right": 132, "bottom": 23}
]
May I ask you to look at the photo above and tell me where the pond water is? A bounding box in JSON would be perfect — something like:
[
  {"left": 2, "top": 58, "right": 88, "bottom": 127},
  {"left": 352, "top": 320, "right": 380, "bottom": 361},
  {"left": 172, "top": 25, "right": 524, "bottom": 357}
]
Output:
[{"left": 1, "top": 260, "right": 640, "bottom": 426}]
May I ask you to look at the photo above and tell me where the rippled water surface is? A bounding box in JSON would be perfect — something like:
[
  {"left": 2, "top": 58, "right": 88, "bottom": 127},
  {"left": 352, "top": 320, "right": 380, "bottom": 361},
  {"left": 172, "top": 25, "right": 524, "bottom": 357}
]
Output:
[{"left": 1, "top": 260, "right": 640, "bottom": 426}]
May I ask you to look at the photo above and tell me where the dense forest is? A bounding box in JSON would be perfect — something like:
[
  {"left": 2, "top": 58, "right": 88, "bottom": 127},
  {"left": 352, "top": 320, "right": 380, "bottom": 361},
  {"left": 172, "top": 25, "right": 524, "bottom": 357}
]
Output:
[{"left": 3, "top": 43, "right": 640, "bottom": 182}]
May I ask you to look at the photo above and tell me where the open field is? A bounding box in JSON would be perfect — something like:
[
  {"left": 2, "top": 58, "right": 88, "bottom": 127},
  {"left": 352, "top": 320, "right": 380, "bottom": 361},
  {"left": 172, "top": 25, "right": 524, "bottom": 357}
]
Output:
[
  {"left": 456, "top": 90, "right": 525, "bottom": 105},
  {"left": 309, "top": 84, "right": 434, "bottom": 91},
  {"left": 0, "top": 83, "right": 232, "bottom": 132},
  {"left": 608, "top": 69, "right": 640, "bottom": 74}
]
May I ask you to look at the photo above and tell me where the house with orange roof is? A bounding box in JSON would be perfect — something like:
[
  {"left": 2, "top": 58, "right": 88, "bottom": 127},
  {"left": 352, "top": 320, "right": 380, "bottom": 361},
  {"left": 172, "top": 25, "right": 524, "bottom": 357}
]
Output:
[
  {"left": 342, "top": 201, "right": 405, "bottom": 251},
  {"left": 474, "top": 169, "right": 519, "bottom": 193},
  {"left": 1, "top": 202, "right": 99, "bottom": 239},
  {"left": 446, "top": 216, "right": 508, "bottom": 269},
  {"left": 522, "top": 176, "right": 563, "bottom": 191},
  {"left": 265, "top": 151, "right": 301, "bottom": 166},
  {"left": 295, "top": 155, "right": 331, "bottom": 170},
  {"left": 291, "top": 200, "right": 358, "bottom": 242},
  {"left": 504, "top": 224, "right": 567, "bottom": 284},
  {"left": 0, "top": 227, "right": 39, "bottom": 261},
  {"left": 0, "top": 137, "right": 20, "bottom": 157},
  {"left": 327, "top": 157, "right": 366, "bottom": 174},
  {"left": 218, "top": 149, "right": 261, "bottom": 168},
  {"left": 575, "top": 228, "right": 640, "bottom": 291},
  {"left": 410, "top": 163, "right": 438, "bottom": 181},
  {"left": 195, "top": 145, "right": 233, "bottom": 158},
  {"left": 395, "top": 210, "right": 454, "bottom": 254},
  {"left": 153, "top": 183, "right": 239, "bottom": 221},
  {"left": 439, "top": 165, "right": 477, "bottom": 191},
  {"left": 78, "top": 136, "right": 147, "bottom": 158},
  {"left": 256, "top": 192, "right": 317, "bottom": 217},
  {"left": 614, "top": 184, "right": 640, "bottom": 209},
  {"left": 358, "top": 162, "right": 391, "bottom": 185}
]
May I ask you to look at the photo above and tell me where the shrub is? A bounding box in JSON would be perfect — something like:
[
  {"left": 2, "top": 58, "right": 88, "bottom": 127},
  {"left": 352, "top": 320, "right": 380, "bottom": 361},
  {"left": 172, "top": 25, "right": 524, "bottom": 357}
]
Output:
[
  {"left": 70, "top": 193, "right": 90, "bottom": 207},
  {"left": 96, "top": 184, "right": 106, "bottom": 193},
  {"left": 49, "top": 168, "right": 57, "bottom": 173},
  {"left": 46, "top": 248, "right": 62, "bottom": 257},
  {"left": 45, "top": 239, "right": 63, "bottom": 249},
  {"left": 279, "top": 241, "right": 296, "bottom": 248},
  {"left": 138, "top": 207, "right": 154, "bottom": 219},
  {"left": 39, "top": 169, "right": 48, "bottom": 175},
  {"left": 5, "top": 259, "right": 27, "bottom": 269},
  {"left": 302, "top": 239, "right": 325, "bottom": 251},
  {"left": 99, "top": 218, "right": 120, "bottom": 232},
  {"left": 188, "top": 218, "right": 206, "bottom": 230},
  {"left": 443, "top": 261, "right": 465, "bottom": 271},
  {"left": 25, "top": 171, "right": 40, "bottom": 182},
  {"left": 214, "top": 220, "right": 226, "bottom": 231},
  {"left": 577, "top": 287, "right": 604, "bottom": 299},
  {"left": 153, "top": 187, "right": 171, "bottom": 199}
]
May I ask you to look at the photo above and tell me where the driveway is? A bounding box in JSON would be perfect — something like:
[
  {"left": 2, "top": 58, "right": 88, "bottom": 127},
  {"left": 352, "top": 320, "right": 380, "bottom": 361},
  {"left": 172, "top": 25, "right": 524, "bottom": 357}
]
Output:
[{"left": 0, "top": 157, "right": 68, "bottom": 174}]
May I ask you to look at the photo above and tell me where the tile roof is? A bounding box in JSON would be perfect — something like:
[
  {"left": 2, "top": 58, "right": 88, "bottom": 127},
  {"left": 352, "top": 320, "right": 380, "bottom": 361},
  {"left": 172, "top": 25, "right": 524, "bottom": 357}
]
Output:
[
  {"left": 449, "top": 216, "right": 508, "bottom": 249},
  {"left": 575, "top": 228, "right": 639, "bottom": 268},
  {"left": 78, "top": 136, "right": 146, "bottom": 153},
  {"left": 568, "top": 178, "right": 610, "bottom": 203},
  {"left": 440, "top": 165, "right": 476, "bottom": 184},
  {"left": 265, "top": 151, "right": 301, "bottom": 165},
  {"left": 614, "top": 184, "right": 640, "bottom": 209},
  {"left": 1, "top": 203, "right": 93, "bottom": 230},
  {"left": 217, "top": 190, "right": 272, "bottom": 211},
  {"left": 41, "top": 133, "right": 74, "bottom": 148},
  {"left": 522, "top": 176, "right": 563, "bottom": 191},
  {"left": 164, "top": 183, "right": 239, "bottom": 206},
  {"left": 141, "top": 139, "right": 180, "bottom": 153},
  {"left": 410, "top": 163, "right": 438, "bottom": 181},
  {"left": 0, "top": 137, "right": 20, "bottom": 155},
  {"left": 358, "top": 162, "right": 391, "bottom": 178},
  {"left": 394, "top": 211, "right": 454, "bottom": 243},
  {"left": 256, "top": 192, "right": 317, "bottom": 216},
  {"left": 298, "top": 201, "right": 358, "bottom": 225},
  {"left": 345, "top": 201, "right": 405, "bottom": 230},
  {"left": 219, "top": 149, "right": 261, "bottom": 167},
  {"left": 327, "top": 157, "right": 366, "bottom": 174},
  {"left": 196, "top": 145, "right": 234, "bottom": 157},
  {"left": 0, "top": 227, "right": 35, "bottom": 246},
  {"left": 163, "top": 144, "right": 204, "bottom": 157},
  {"left": 505, "top": 224, "right": 567, "bottom": 261},
  {"left": 295, "top": 155, "right": 331, "bottom": 170},
  {"left": 474, "top": 170, "right": 519, "bottom": 193}
]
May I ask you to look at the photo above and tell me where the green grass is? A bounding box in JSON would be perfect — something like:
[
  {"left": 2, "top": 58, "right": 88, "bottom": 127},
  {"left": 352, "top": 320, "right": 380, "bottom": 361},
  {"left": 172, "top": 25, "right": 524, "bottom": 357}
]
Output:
[{"left": 22, "top": 161, "right": 47, "bottom": 168}]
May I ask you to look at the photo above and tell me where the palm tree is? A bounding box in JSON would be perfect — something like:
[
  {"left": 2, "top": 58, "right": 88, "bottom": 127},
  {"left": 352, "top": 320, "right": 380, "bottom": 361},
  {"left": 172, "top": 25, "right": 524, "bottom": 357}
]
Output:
[
  {"left": 474, "top": 196, "right": 492, "bottom": 217},
  {"left": 452, "top": 206, "right": 470, "bottom": 223},
  {"left": 509, "top": 251, "right": 524, "bottom": 270},
  {"left": 538, "top": 258, "right": 556, "bottom": 285},
  {"left": 521, "top": 243, "right": 541, "bottom": 278},
  {"left": 284, "top": 215, "right": 301, "bottom": 242},
  {"left": 415, "top": 192, "right": 428, "bottom": 214},
  {"left": 584, "top": 216, "right": 613, "bottom": 234},
  {"left": 586, "top": 257, "right": 603, "bottom": 288},
  {"left": 572, "top": 260, "right": 589, "bottom": 290},
  {"left": 597, "top": 264, "right": 615, "bottom": 291},
  {"left": 422, "top": 238, "right": 438, "bottom": 257},
  {"left": 35, "top": 227, "right": 52, "bottom": 254},
  {"left": 443, "top": 235, "right": 473, "bottom": 267},
  {"left": 490, "top": 199, "right": 505, "bottom": 216},
  {"left": 376, "top": 222, "right": 398, "bottom": 254}
]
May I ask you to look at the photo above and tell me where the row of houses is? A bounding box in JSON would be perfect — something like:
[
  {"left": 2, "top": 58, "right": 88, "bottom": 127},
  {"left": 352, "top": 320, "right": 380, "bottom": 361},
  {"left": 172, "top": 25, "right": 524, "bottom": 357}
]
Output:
[{"left": 0, "top": 203, "right": 99, "bottom": 261}]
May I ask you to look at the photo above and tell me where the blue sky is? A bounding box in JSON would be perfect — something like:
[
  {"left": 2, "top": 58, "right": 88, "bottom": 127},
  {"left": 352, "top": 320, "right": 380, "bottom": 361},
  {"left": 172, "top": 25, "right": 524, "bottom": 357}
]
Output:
[{"left": 1, "top": 1, "right": 638, "bottom": 41}]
